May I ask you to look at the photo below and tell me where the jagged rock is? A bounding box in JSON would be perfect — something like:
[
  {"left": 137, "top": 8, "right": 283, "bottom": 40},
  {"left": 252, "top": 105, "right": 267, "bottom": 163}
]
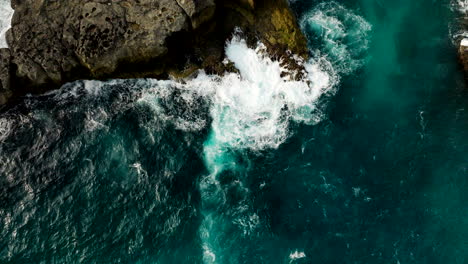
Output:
[{"left": 0, "top": 0, "right": 308, "bottom": 107}]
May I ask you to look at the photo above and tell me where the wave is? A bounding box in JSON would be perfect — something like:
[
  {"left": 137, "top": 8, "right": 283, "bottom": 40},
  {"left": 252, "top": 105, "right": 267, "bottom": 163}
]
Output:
[
  {"left": 136, "top": 34, "right": 338, "bottom": 262},
  {"left": 138, "top": 34, "right": 337, "bottom": 157},
  {"left": 0, "top": 32, "right": 337, "bottom": 263},
  {"left": 299, "top": 1, "right": 372, "bottom": 75},
  {"left": 0, "top": 0, "right": 13, "bottom": 48},
  {"left": 197, "top": 36, "right": 335, "bottom": 263}
]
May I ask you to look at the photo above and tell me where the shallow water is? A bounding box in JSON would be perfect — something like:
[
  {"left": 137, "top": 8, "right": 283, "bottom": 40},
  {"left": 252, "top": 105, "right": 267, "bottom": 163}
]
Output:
[{"left": 1, "top": 0, "right": 467, "bottom": 263}]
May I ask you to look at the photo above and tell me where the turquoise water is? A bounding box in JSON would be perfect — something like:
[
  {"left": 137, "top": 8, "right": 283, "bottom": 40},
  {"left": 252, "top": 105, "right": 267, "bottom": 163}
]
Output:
[{"left": 0, "top": 0, "right": 467, "bottom": 263}]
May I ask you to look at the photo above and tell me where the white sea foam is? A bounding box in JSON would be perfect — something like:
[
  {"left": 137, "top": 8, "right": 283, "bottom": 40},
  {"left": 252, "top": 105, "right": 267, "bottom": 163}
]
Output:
[
  {"left": 201, "top": 36, "right": 335, "bottom": 263},
  {"left": 289, "top": 250, "right": 306, "bottom": 260},
  {"left": 451, "top": 0, "right": 468, "bottom": 44},
  {"left": 455, "top": 0, "right": 468, "bottom": 14},
  {"left": 300, "top": 1, "right": 371, "bottom": 74},
  {"left": 0, "top": 0, "right": 13, "bottom": 48},
  {"left": 140, "top": 35, "right": 336, "bottom": 155},
  {"left": 462, "top": 38, "right": 468, "bottom": 46},
  {"left": 207, "top": 38, "right": 333, "bottom": 156}
]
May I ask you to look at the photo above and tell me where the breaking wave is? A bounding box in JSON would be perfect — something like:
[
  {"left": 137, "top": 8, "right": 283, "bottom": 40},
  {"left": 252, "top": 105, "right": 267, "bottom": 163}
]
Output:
[
  {"left": 137, "top": 35, "right": 338, "bottom": 263},
  {"left": 299, "top": 1, "right": 372, "bottom": 74}
]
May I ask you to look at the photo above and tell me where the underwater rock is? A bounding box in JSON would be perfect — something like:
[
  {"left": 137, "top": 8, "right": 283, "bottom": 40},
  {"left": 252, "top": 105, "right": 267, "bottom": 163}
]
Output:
[{"left": 0, "top": 0, "right": 307, "bottom": 107}]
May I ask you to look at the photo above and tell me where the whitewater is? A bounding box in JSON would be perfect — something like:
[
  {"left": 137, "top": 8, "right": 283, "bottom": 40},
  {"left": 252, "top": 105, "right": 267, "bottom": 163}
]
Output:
[{"left": 0, "top": 0, "right": 12, "bottom": 48}]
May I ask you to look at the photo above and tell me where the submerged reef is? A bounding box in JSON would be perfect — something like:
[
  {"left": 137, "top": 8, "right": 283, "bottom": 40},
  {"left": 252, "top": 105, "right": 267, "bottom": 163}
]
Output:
[{"left": 0, "top": 0, "right": 307, "bottom": 107}]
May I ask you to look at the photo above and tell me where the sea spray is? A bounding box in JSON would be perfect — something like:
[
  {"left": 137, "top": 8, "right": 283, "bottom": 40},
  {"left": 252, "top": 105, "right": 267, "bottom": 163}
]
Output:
[
  {"left": 0, "top": 0, "right": 13, "bottom": 48},
  {"left": 300, "top": 1, "right": 372, "bottom": 74}
]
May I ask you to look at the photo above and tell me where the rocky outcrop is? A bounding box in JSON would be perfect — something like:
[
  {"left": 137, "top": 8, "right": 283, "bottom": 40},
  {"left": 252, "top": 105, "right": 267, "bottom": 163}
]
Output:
[
  {"left": 7, "top": 0, "right": 209, "bottom": 86},
  {"left": 0, "top": 0, "right": 308, "bottom": 107},
  {"left": 460, "top": 39, "right": 468, "bottom": 74}
]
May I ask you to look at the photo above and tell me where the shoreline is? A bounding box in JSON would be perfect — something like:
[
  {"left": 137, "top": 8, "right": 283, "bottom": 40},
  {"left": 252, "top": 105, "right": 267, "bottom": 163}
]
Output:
[{"left": 0, "top": 0, "right": 308, "bottom": 109}]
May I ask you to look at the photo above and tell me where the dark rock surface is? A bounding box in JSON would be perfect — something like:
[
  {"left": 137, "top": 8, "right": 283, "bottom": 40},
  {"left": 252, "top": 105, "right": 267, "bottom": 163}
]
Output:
[
  {"left": 0, "top": 48, "right": 11, "bottom": 105},
  {"left": 460, "top": 39, "right": 468, "bottom": 73},
  {"left": 0, "top": 0, "right": 308, "bottom": 107}
]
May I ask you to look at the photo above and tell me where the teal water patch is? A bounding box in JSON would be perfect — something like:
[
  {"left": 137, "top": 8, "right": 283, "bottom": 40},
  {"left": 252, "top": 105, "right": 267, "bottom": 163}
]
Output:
[{"left": 0, "top": 80, "right": 208, "bottom": 263}]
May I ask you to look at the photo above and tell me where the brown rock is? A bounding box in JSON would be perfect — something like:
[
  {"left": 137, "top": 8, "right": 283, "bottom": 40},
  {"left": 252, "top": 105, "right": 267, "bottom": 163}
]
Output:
[
  {"left": 460, "top": 39, "right": 468, "bottom": 74},
  {"left": 7, "top": 0, "right": 197, "bottom": 84},
  {"left": 1, "top": 0, "right": 308, "bottom": 106}
]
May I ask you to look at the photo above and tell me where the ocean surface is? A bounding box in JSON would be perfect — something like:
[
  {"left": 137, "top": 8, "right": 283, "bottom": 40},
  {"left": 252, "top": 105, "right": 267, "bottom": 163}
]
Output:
[{"left": 0, "top": 0, "right": 467, "bottom": 263}]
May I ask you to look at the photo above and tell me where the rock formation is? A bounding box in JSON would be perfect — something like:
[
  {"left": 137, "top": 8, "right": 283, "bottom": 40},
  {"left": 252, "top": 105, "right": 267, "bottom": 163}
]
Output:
[
  {"left": 0, "top": 0, "right": 308, "bottom": 107},
  {"left": 460, "top": 39, "right": 468, "bottom": 73}
]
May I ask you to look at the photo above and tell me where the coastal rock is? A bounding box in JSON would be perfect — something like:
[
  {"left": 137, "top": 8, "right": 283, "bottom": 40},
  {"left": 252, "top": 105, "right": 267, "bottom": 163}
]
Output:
[
  {"left": 254, "top": 0, "right": 307, "bottom": 57},
  {"left": 0, "top": 0, "right": 308, "bottom": 107},
  {"left": 460, "top": 38, "right": 468, "bottom": 73},
  {"left": 7, "top": 0, "right": 199, "bottom": 84},
  {"left": 176, "top": 0, "right": 216, "bottom": 28}
]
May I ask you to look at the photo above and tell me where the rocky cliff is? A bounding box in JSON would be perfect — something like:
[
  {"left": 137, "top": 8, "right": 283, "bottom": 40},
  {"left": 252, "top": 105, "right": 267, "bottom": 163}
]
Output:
[{"left": 0, "top": 0, "right": 308, "bottom": 107}]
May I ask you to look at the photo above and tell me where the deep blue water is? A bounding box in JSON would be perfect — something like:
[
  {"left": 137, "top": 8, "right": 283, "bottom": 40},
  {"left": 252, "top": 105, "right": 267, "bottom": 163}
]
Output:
[{"left": 0, "top": 0, "right": 467, "bottom": 263}]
